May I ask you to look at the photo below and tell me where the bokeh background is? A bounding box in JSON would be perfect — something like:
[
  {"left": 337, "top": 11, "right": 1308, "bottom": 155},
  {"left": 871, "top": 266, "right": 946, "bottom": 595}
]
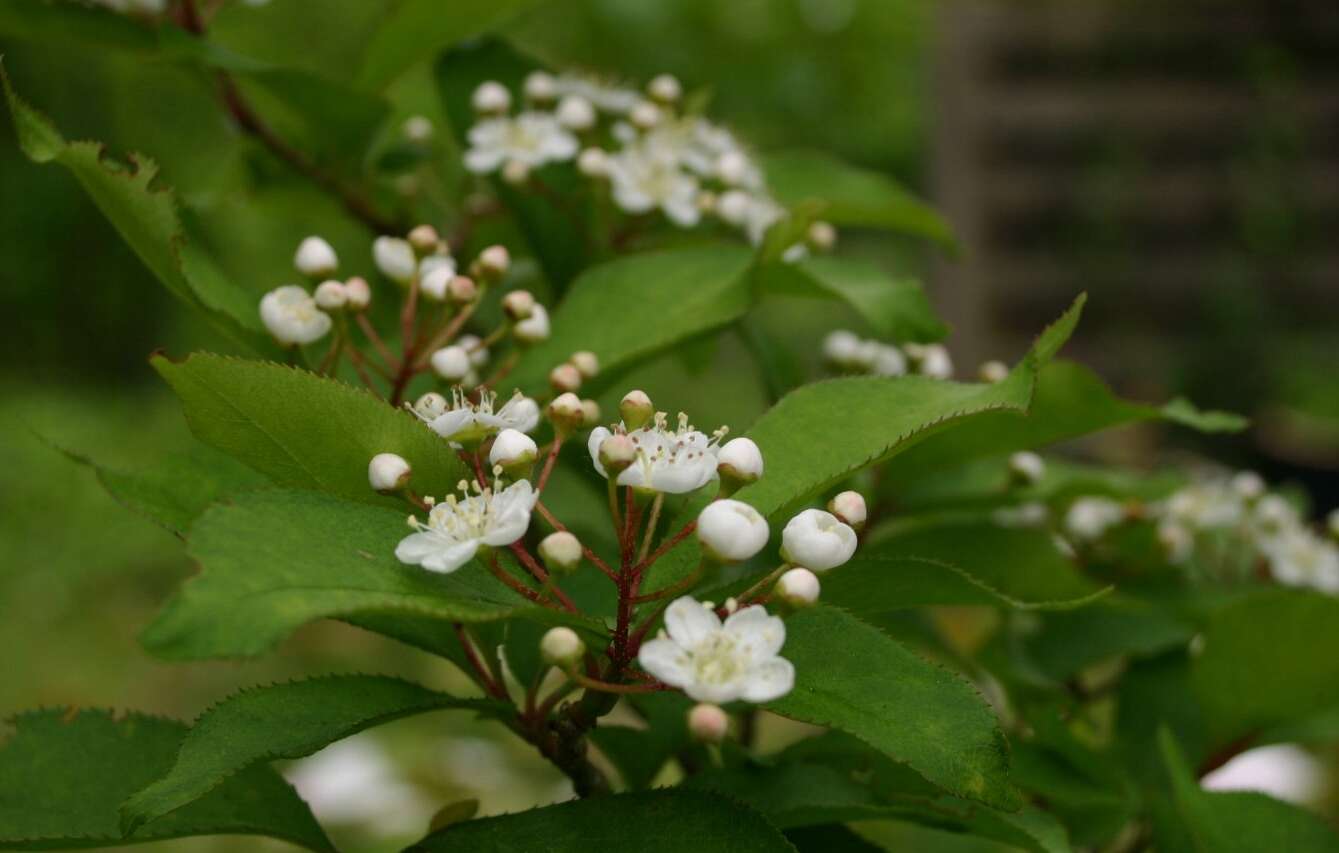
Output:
[{"left": 2, "top": 1, "right": 1336, "bottom": 850}]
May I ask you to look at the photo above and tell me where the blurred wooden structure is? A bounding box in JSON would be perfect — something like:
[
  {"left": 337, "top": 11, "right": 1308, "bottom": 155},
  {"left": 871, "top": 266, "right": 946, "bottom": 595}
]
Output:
[{"left": 931, "top": 0, "right": 1339, "bottom": 382}]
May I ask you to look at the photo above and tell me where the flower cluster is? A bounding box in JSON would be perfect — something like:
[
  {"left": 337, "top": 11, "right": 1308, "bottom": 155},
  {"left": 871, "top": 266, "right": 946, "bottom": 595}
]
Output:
[
  {"left": 822, "top": 330, "right": 955, "bottom": 380},
  {"left": 372, "top": 387, "right": 867, "bottom": 727},
  {"left": 463, "top": 71, "right": 833, "bottom": 257}
]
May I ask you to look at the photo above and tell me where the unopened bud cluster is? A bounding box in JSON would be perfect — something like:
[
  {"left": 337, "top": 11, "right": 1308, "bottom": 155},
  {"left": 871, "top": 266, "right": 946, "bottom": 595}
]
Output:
[
  {"left": 822, "top": 330, "right": 955, "bottom": 380},
  {"left": 462, "top": 70, "right": 832, "bottom": 259}
]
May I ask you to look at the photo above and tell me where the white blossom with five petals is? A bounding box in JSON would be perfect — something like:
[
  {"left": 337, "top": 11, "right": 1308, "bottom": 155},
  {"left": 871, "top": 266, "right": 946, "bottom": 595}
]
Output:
[
  {"left": 638, "top": 597, "right": 794, "bottom": 703},
  {"left": 587, "top": 413, "right": 723, "bottom": 493},
  {"left": 417, "top": 389, "right": 540, "bottom": 446},
  {"left": 395, "top": 479, "right": 537, "bottom": 574},
  {"left": 464, "top": 112, "right": 578, "bottom": 176},
  {"left": 259, "top": 285, "right": 331, "bottom": 346}
]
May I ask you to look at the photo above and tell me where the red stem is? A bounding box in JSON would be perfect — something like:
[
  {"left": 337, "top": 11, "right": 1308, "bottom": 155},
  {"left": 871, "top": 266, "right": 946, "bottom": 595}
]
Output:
[
  {"left": 454, "top": 624, "right": 509, "bottom": 701},
  {"left": 535, "top": 435, "right": 564, "bottom": 494}
]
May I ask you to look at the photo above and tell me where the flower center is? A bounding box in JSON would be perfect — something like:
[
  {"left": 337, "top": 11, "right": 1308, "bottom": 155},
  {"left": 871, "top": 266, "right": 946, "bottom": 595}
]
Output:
[{"left": 690, "top": 632, "right": 745, "bottom": 686}]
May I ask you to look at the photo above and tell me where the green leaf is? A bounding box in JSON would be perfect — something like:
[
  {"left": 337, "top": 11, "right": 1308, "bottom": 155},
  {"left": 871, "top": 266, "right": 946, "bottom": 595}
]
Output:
[
  {"left": 588, "top": 693, "right": 694, "bottom": 791},
  {"left": 764, "top": 149, "right": 955, "bottom": 248},
  {"left": 1156, "top": 729, "right": 1339, "bottom": 853},
  {"left": 822, "top": 553, "right": 1109, "bottom": 616},
  {"left": 359, "top": 0, "right": 540, "bottom": 90},
  {"left": 121, "top": 675, "right": 497, "bottom": 834},
  {"left": 734, "top": 296, "right": 1086, "bottom": 519},
  {"left": 405, "top": 789, "right": 794, "bottom": 852},
  {"left": 757, "top": 255, "right": 946, "bottom": 341},
  {"left": 507, "top": 246, "right": 756, "bottom": 395},
  {"left": 1, "top": 64, "right": 273, "bottom": 353},
  {"left": 142, "top": 489, "right": 581, "bottom": 660},
  {"left": 152, "top": 353, "right": 466, "bottom": 503},
  {"left": 55, "top": 440, "right": 269, "bottom": 537},
  {"left": 1191, "top": 589, "right": 1339, "bottom": 749},
  {"left": 785, "top": 825, "right": 883, "bottom": 853},
  {"left": 767, "top": 606, "right": 1019, "bottom": 811},
  {"left": 1023, "top": 599, "right": 1194, "bottom": 681},
  {"left": 0, "top": 708, "right": 332, "bottom": 851},
  {"left": 688, "top": 747, "right": 1070, "bottom": 853},
  {"left": 0, "top": 0, "right": 156, "bottom": 53}
]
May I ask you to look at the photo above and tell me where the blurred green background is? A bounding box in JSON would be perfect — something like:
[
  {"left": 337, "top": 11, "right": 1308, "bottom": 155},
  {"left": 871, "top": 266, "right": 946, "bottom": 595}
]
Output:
[{"left": 1, "top": 1, "right": 1336, "bottom": 850}]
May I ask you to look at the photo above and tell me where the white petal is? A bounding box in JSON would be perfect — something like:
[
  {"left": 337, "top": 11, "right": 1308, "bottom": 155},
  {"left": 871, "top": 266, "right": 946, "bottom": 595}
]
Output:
[
  {"left": 395, "top": 532, "right": 444, "bottom": 565},
  {"left": 740, "top": 658, "right": 795, "bottom": 703},
  {"left": 587, "top": 427, "right": 611, "bottom": 478},
  {"left": 419, "top": 539, "right": 481, "bottom": 574},
  {"left": 464, "top": 147, "right": 504, "bottom": 174},
  {"left": 682, "top": 680, "right": 744, "bottom": 704},
  {"left": 724, "top": 606, "right": 786, "bottom": 664},
  {"left": 663, "top": 596, "right": 721, "bottom": 648},
  {"left": 637, "top": 638, "right": 692, "bottom": 687}
]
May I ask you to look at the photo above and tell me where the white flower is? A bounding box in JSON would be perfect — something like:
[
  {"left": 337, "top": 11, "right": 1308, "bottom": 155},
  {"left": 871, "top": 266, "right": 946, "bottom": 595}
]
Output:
[
  {"left": 456, "top": 334, "right": 489, "bottom": 367},
  {"left": 419, "top": 390, "right": 540, "bottom": 445},
  {"left": 823, "top": 330, "right": 862, "bottom": 366},
  {"left": 587, "top": 413, "right": 724, "bottom": 493},
  {"left": 1065, "top": 497, "right": 1125, "bottom": 541},
  {"left": 781, "top": 509, "right": 858, "bottom": 572},
  {"left": 367, "top": 453, "right": 411, "bottom": 492},
  {"left": 419, "top": 259, "right": 459, "bottom": 301},
  {"left": 578, "top": 147, "right": 610, "bottom": 177},
  {"left": 524, "top": 71, "right": 558, "bottom": 102},
  {"left": 647, "top": 73, "right": 682, "bottom": 103},
  {"left": 1264, "top": 528, "right": 1339, "bottom": 593},
  {"left": 717, "top": 437, "right": 763, "bottom": 483},
  {"left": 696, "top": 499, "right": 770, "bottom": 563},
  {"left": 638, "top": 597, "right": 794, "bottom": 703},
  {"left": 606, "top": 146, "right": 701, "bottom": 226},
  {"left": 775, "top": 567, "right": 820, "bottom": 607},
  {"left": 1231, "top": 471, "right": 1266, "bottom": 501},
  {"left": 259, "top": 285, "right": 332, "bottom": 346},
  {"left": 513, "top": 303, "right": 550, "bottom": 344},
  {"left": 1163, "top": 483, "right": 1245, "bottom": 530},
  {"left": 1255, "top": 494, "right": 1300, "bottom": 532},
  {"left": 396, "top": 479, "right": 537, "bottom": 574},
  {"left": 464, "top": 112, "right": 578, "bottom": 175},
  {"left": 913, "top": 343, "right": 954, "bottom": 379},
  {"left": 552, "top": 73, "right": 641, "bottom": 114},
  {"left": 373, "top": 237, "right": 416, "bottom": 284},
  {"left": 294, "top": 236, "right": 338, "bottom": 277}
]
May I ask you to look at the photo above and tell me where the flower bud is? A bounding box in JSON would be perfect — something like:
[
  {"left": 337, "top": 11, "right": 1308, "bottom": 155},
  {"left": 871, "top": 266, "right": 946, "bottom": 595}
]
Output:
[
  {"left": 581, "top": 399, "right": 601, "bottom": 428},
  {"left": 430, "top": 346, "right": 472, "bottom": 382},
  {"left": 550, "top": 363, "right": 582, "bottom": 394},
  {"left": 414, "top": 391, "right": 448, "bottom": 420},
  {"left": 647, "top": 73, "right": 682, "bottom": 104},
  {"left": 539, "top": 531, "right": 582, "bottom": 574},
  {"left": 871, "top": 345, "right": 906, "bottom": 377},
  {"left": 577, "top": 147, "right": 609, "bottom": 177},
  {"left": 524, "top": 70, "right": 558, "bottom": 103},
  {"left": 822, "top": 330, "right": 862, "bottom": 367},
  {"left": 502, "top": 289, "right": 536, "bottom": 321},
  {"left": 978, "top": 360, "right": 1009, "bottom": 383},
  {"left": 472, "top": 80, "right": 511, "bottom": 114},
  {"left": 826, "top": 491, "right": 867, "bottom": 530},
  {"left": 619, "top": 390, "right": 654, "bottom": 431},
  {"left": 456, "top": 334, "right": 489, "bottom": 367},
  {"left": 402, "top": 115, "right": 433, "bottom": 143},
  {"left": 781, "top": 509, "right": 858, "bottom": 572},
  {"left": 549, "top": 392, "right": 585, "bottom": 433},
  {"left": 775, "top": 567, "right": 821, "bottom": 608},
  {"left": 489, "top": 427, "right": 539, "bottom": 474},
  {"left": 540, "top": 626, "right": 585, "bottom": 668},
  {"left": 1231, "top": 470, "right": 1265, "bottom": 501},
  {"left": 513, "top": 304, "right": 551, "bottom": 344},
  {"left": 501, "top": 159, "right": 530, "bottom": 185},
  {"left": 716, "top": 150, "right": 749, "bottom": 186},
  {"left": 260, "top": 285, "right": 332, "bottom": 347},
  {"left": 1008, "top": 451, "right": 1045, "bottom": 486},
  {"left": 476, "top": 245, "right": 511, "bottom": 281},
  {"left": 807, "top": 220, "right": 837, "bottom": 252},
  {"left": 407, "top": 224, "right": 441, "bottom": 256},
  {"left": 313, "top": 280, "right": 348, "bottom": 311},
  {"left": 294, "top": 236, "right": 338, "bottom": 278},
  {"left": 715, "top": 189, "right": 751, "bottom": 224},
  {"left": 344, "top": 276, "right": 371, "bottom": 310},
  {"left": 447, "top": 275, "right": 478, "bottom": 305},
  {"left": 368, "top": 453, "right": 411, "bottom": 492},
  {"left": 556, "top": 95, "right": 596, "bottom": 131},
  {"left": 696, "top": 499, "right": 770, "bottom": 563},
  {"left": 687, "top": 703, "right": 729, "bottom": 745},
  {"left": 598, "top": 433, "right": 637, "bottom": 475},
  {"left": 569, "top": 351, "right": 599, "bottom": 379},
  {"left": 717, "top": 437, "right": 764, "bottom": 487},
  {"left": 912, "top": 343, "right": 953, "bottom": 380},
  {"left": 373, "top": 236, "right": 416, "bottom": 284},
  {"left": 420, "top": 264, "right": 455, "bottom": 302},
  {"left": 630, "top": 100, "right": 661, "bottom": 129}
]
